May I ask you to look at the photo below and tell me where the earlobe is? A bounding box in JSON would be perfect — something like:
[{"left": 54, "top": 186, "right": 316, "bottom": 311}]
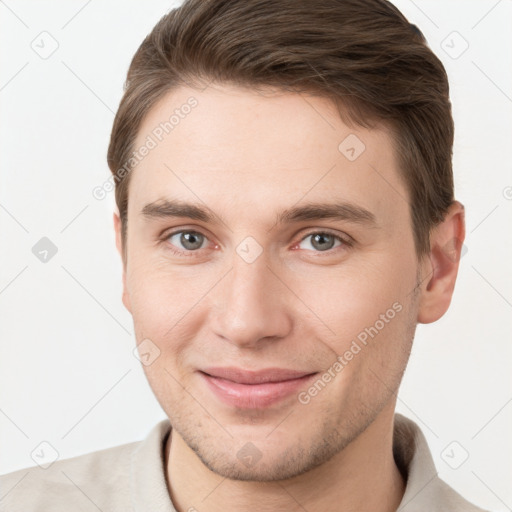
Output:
[
  {"left": 417, "top": 201, "right": 466, "bottom": 324},
  {"left": 113, "top": 211, "right": 131, "bottom": 313}
]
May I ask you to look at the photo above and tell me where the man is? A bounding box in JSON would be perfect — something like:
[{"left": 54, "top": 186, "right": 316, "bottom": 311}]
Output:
[{"left": 0, "top": 0, "right": 488, "bottom": 510}]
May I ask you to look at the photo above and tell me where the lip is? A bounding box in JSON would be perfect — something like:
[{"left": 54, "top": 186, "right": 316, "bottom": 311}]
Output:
[{"left": 199, "top": 367, "right": 318, "bottom": 409}]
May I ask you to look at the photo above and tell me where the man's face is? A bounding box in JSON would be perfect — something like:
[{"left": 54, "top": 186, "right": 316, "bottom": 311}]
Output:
[{"left": 117, "top": 83, "right": 423, "bottom": 481}]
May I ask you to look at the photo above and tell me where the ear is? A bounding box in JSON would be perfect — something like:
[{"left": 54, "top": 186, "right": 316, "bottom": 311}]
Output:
[
  {"left": 113, "top": 211, "right": 131, "bottom": 313},
  {"left": 417, "top": 201, "right": 466, "bottom": 324}
]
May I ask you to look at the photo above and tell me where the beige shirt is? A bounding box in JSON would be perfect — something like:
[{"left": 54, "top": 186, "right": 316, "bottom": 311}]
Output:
[{"left": 0, "top": 413, "right": 488, "bottom": 511}]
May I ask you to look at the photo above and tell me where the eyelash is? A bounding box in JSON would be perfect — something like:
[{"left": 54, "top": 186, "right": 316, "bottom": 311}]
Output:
[{"left": 160, "top": 228, "right": 354, "bottom": 257}]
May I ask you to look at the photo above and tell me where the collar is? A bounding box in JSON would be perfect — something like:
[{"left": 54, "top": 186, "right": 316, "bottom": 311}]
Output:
[
  {"left": 129, "top": 413, "right": 484, "bottom": 511},
  {"left": 130, "top": 418, "right": 175, "bottom": 512}
]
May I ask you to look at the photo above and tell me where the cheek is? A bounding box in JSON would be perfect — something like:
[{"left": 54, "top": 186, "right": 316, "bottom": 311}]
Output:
[
  {"left": 291, "top": 256, "right": 413, "bottom": 337},
  {"left": 125, "top": 259, "right": 226, "bottom": 382},
  {"left": 126, "top": 264, "right": 202, "bottom": 409},
  {"left": 289, "top": 255, "right": 417, "bottom": 393},
  {"left": 295, "top": 282, "right": 415, "bottom": 419},
  {"left": 125, "top": 267, "right": 186, "bottom": 375},
  {"left": 126, "top": 257, "right": 210, "bottom": 331}
]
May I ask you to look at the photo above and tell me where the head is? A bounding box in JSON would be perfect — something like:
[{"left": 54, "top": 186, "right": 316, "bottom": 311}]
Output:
[{"left": 108, "top": 0, "right": 465, "bottom": 481}]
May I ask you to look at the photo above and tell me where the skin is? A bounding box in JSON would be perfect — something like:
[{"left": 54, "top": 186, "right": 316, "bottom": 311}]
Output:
[{"left": 113, "top": 83, "right": 465, "bottom": 512}]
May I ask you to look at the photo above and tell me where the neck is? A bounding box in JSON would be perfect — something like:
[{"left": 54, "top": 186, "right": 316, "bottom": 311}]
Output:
[{"left": 165, "top": 407, "right": 405, "bottom": 512}]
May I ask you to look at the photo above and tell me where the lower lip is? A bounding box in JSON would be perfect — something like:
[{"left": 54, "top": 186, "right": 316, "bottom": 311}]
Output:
[{"left": 199, "top": 371, "right": 318, "bottom": 409}]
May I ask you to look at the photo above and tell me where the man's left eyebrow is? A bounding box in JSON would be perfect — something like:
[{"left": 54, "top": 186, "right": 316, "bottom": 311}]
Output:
[{"left": 276, "top": 201, "right": 378, "bottom": 226}]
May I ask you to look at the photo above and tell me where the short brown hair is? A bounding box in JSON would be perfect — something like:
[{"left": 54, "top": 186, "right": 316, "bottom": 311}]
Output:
[{"left": 107, "top": 0, "right": 454, "bottom": 261}]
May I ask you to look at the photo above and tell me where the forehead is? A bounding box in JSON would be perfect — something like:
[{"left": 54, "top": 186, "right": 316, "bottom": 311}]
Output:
[{"left": 128, "top": 83, "right": 407, "bottom": 224}]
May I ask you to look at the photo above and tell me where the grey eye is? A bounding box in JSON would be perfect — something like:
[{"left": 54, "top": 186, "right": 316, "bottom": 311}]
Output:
[
  {"left": 169, "top": 231, "right": 206, "bottom": 251},
  {"left": 299, "top": 233, "right": 342, "bottom": 252}
]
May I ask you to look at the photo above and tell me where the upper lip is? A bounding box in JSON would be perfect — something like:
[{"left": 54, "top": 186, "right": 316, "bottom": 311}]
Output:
[{"left": 200, "top": 367, "right": 317, "bottom": 384}]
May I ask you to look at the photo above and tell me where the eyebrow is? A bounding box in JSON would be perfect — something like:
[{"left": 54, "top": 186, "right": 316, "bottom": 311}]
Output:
[
  {"left": 141, "top": 199, "right": 377, "bottom": 227},
  {"left": 141, "top": 199, "right": 218, "bottom": 223},
  {"left": 277, "top": 202, "right": 377, "bottom": 226}
]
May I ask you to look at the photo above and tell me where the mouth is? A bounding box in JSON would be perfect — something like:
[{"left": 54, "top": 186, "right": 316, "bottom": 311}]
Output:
[{"left": 198, "top": 367, "right": 319, "bottom": 409}]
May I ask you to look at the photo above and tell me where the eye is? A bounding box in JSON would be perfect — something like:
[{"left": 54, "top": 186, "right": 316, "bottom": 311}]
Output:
[
  {"left": 297, "top": 231, "right": 350, "bottom": 252},
  {"left": 165, "top": 230, "right": 209, "bottom": 253}
]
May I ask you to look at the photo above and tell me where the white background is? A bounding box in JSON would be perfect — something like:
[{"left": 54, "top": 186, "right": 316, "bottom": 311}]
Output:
[{"left": 0, "top": 1, "right": 511, "bottom": 510}]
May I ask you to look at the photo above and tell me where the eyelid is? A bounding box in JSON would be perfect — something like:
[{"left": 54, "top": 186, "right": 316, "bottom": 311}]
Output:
[
  {"left": 297, "top": 228, "right": 353, "bottom": 245},
  {"left": 161, "top": 225, "right": 211, "bottom": 241}
]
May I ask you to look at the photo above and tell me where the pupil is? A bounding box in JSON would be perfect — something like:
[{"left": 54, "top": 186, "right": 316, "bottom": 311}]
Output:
[
  {"left": 312, "top": 233, "right": 334, "bottom": 251},
  {"left": 182, "top": 232, "right": 202, "bottom": 250}
]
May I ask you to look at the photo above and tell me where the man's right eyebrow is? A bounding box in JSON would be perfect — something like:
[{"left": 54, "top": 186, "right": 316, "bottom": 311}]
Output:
[{"left": 141, "top": 199, "right": 219, "bottom": 223}]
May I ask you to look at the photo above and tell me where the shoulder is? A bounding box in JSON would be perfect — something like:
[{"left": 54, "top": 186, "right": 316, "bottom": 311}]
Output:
[
  {"left": 434, "top": 478, "right": 492, "bottom": 512},
  {"left": 393, "top": 414, "right": 491, "bottom": 512},
  {"left": 0, "top": 438, "right": 141, "bottom": 512}
]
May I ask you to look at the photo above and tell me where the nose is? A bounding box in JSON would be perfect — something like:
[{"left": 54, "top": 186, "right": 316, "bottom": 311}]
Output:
[{"left": 210, "top": 250, "right": 293, "bottom": 349}]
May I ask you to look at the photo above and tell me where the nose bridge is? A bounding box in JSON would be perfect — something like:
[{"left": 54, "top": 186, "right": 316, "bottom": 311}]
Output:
[{"left": 211, "top": 246, "right": 291, "bottom": 347}]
